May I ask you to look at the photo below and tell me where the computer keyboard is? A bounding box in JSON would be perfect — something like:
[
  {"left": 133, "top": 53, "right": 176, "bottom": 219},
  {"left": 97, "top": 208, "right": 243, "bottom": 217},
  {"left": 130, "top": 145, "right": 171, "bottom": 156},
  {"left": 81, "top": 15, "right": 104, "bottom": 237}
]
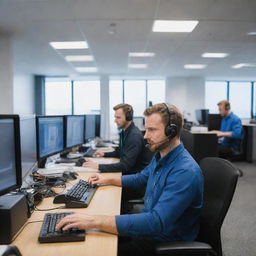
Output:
[
  {"left": 53, "top": 179, "right": 97, "bottom": 208},
  {"left": 38, "top": 212, "right": 85, "bottom": 243},
  {"left": 82, "top": 147, "right": 96, "bottom": 157}
]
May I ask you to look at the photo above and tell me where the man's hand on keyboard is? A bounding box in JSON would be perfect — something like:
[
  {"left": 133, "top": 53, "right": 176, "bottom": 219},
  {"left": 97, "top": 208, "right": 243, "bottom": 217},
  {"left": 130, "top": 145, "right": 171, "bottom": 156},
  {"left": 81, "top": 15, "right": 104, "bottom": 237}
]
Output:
[
  {"left": 55, "top": 213, "right": 118, "bottom": 235},
  {"left": 88, "top": 174, "right": 109, "bottom": 185},
  {"left": 83, "top": 161, "right": 99, "bottom": 170}
]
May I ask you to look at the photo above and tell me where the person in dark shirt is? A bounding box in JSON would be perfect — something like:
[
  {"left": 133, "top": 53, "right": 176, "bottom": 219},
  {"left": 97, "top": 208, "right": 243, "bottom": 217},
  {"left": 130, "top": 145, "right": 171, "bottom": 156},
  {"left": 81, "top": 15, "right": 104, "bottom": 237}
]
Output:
[
  {"left": 57, "top": 103, "right": 204, "bottom": 256},
  {"left": 83, "top": 103, "right": 153, "bottom": 174},
  {"left": 210, "top": 100, "right": 243, "bottom": 159}
]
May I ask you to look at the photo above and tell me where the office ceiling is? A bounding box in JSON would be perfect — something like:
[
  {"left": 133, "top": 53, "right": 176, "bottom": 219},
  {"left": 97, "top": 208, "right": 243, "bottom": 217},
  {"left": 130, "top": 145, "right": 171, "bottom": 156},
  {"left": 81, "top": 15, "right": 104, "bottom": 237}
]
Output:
[{"left": 0, "top": 0, "right": 256, "bottom": 79}]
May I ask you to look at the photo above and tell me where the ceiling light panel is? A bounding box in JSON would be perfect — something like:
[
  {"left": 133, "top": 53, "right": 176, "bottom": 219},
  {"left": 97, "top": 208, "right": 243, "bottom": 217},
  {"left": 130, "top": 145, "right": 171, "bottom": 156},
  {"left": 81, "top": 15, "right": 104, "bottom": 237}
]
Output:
[
  {"left": 152, "top": 20, "right": 199, "bottom": 32},
  {"left": 65, "top": 55, "right": 94, "bottom": 61},
  {"left": 75, "top": 67, "right": 98, "bottom": 72},
  {"left": 49, "top": 41, "right": 88, "bottom": 49},
  {"left": 129, "top": 52, "right": 155, "bottom": 57},
  {"left": 128, "top": 64, "right": 148, "bottom": 69},
  {"left": 184, "top": 64, "right": 206, "bottom": 69},
  {"left": 202, "top": 52, "right": 229, "bottom": 58}
]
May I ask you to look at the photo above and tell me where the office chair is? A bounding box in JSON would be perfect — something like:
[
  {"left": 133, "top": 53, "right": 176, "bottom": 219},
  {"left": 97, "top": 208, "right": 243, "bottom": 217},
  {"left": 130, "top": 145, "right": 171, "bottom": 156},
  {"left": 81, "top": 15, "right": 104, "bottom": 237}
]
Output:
[{"left": 155, "top": 157, "right": 239, "bottom": 256}]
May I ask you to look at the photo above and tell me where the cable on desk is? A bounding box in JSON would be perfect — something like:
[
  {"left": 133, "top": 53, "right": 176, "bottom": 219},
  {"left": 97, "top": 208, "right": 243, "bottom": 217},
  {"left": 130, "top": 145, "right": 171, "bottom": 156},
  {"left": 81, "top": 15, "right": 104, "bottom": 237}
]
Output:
[{"left": 35, "top": 205, "right": 66, "bottom": 211}]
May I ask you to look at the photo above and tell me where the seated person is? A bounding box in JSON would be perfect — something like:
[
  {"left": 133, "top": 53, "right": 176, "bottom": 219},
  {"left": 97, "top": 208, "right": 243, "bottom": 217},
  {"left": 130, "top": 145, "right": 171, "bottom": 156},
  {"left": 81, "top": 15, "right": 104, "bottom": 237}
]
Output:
[
  {"left": 210, "top": 100, "right": 243, "bottom": 159},
  {"left": 83, "top": 103, "right": 153, "bottom": 174},
  {"left": 57, "top": 103, "right": 204, "bottom": 256}
]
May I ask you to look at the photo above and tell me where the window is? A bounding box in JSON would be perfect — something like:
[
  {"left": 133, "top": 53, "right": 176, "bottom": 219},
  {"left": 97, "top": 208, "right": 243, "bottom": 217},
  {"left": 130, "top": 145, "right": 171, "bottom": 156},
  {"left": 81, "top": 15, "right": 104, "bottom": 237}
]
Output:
[
  {"left": 124, "top": 80, "right": 146, "bottom": 116},
  {"left": 45, "top": 81, "right": 72, "bottom": 115},
  {"left": 229, "top": 82, "right": 251, "bottom": 118},
  {"left": 109, "top": 80, "right": 123, "bottom": 138},
  {"left": 205, "top": 81, "right": 227, "bottom": 113},
  {"left": 254, "top": 82, "right": 256, "bottom": 118},
  {"left": 147, "top": 80, "right": 166, "bottom": 105},
  {"left": 73, "top": 80, "right": 100, "bottom": 114}
]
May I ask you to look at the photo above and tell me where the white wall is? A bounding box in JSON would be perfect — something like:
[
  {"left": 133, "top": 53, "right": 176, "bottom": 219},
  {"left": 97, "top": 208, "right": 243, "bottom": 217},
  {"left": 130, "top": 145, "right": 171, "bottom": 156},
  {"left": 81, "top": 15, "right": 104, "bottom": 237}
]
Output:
[
  {"left": 13, "top": 74, "right": 35, "bottom": 114},
  {"left": 0, "top": 36, "right": 13, "bottom": 113},
  {"left": 166, "top": 77, "right": 205, "bottom": 122}
]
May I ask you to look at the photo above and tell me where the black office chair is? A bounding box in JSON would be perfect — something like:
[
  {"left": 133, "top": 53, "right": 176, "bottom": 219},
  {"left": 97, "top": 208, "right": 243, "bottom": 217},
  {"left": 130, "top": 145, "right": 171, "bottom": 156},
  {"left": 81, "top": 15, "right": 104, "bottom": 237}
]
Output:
[{"left": 155, "top": 157, "right": 239, "bottom": 256}]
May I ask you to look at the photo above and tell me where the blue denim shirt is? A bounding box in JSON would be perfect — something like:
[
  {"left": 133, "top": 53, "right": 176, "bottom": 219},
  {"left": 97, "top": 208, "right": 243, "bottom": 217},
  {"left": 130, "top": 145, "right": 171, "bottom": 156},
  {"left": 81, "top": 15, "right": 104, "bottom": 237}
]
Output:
[
  {"left": 220, "top": 112, "right": 243, "bottom": 151},
  {"left": 115, "top": 144, "right": 204, "bottom": 242}
]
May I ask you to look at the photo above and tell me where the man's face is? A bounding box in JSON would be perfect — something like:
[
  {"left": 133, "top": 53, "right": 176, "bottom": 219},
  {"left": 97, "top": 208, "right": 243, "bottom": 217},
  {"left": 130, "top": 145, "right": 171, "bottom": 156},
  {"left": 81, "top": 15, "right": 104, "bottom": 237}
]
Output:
[
  {"left": 218, "top": 104, "right": 228, "bottom": 117},
  {"left": 114, "top": 108, "right": 127, "bottom": 129},
  {"left": 144, "top": 113, "right": 168, "bottom": 152}
]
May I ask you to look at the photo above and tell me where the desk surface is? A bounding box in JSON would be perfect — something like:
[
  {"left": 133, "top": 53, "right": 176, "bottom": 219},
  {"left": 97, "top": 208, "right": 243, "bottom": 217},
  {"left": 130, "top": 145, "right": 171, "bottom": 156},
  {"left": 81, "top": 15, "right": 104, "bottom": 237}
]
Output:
[{"left": 12, "top": 172, "right": 122, "bottom": 256}]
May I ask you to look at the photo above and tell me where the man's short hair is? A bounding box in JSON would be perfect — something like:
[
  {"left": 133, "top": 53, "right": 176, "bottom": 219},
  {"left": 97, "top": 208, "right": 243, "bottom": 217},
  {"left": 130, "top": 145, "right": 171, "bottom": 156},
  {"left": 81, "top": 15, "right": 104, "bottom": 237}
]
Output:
[
  {"left": 143, "top": 103, "right": 183, "bottom": 138},
  {"left": 217, "top": 100, "right": 230, "bottom": 111},
  {"left": 113, "top": 103, "right": 133, "bottom": 121}
]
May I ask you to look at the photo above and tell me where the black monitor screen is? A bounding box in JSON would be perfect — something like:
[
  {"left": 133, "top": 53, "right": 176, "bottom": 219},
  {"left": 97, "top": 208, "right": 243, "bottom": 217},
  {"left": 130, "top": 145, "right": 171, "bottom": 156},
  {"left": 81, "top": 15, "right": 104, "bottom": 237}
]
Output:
[
  {"left": 0, "top": 116, "right": 21, "bottom": 196},
  {"left": 20, "top": 116, "right": 37, "bottom": 178},
  {"left": 85, "top": 115, "right": 96, "bottom": 140},
  {"left": 66, "top": 116, "right": 85, "bottom": 148},
  {"left": 207, "top": 114, "right": 222, "bottom": 131},
  {"left": 37, "top": 116, "right": 64, "bottom": 158},
  {"left": 95, "top": 115, "right": 101, "bottom": 137},
  {"left": 195, "top": 109, "right": 209, "bottom": 125}
]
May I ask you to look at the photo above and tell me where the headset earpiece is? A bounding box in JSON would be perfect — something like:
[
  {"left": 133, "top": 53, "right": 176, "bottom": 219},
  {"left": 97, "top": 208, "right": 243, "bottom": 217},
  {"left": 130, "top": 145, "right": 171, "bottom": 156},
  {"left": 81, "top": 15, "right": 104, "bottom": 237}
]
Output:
[
  {"left": 163, "top": 103, "right": 177, "bottom": 139},
  {"left": 125, "top": 106, "right": 133, "bottom": 121}
]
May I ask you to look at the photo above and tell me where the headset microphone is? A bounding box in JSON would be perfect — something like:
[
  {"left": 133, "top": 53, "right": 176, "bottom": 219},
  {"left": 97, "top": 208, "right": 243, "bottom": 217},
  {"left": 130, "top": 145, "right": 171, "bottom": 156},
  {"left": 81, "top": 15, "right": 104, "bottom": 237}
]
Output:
[{"left": 145, "top": 136, "right": 170, "bottom": 148}]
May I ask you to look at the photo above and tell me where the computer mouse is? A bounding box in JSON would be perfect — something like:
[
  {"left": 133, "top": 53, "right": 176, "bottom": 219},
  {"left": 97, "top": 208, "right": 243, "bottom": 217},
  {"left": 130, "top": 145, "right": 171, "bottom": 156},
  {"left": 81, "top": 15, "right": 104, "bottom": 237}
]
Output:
[{"left": 75, "top": 158, "right": 86, "bottom": 167}]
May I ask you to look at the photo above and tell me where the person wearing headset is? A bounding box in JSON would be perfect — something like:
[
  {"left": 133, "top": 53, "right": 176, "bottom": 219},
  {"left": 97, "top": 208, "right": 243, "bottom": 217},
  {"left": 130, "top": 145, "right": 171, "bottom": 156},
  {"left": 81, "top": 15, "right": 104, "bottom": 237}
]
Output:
[
  {"left": 83, "top": 103, "right": 153, "bottom": 174},
  {"left": 57, "top": 103, "right": 204, "bottom": 256},
  {"left": 210, "top": 100, "right": 243, "bottom": 158}
]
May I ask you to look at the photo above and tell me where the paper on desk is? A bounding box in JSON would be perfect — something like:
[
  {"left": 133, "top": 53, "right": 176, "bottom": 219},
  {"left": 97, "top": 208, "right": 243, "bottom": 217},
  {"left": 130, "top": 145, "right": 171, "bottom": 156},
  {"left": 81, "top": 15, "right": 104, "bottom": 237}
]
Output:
[{"left": 72, "top": 167, "right": 99, "bottom": 172}]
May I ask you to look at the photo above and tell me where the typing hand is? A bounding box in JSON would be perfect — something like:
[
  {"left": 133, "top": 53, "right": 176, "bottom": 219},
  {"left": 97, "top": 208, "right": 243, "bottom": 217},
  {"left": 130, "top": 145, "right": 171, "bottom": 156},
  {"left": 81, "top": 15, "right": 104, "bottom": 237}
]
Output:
[
  {"left": 209, "top": 130, "right": 223, "bottom": 137},
  {"left": 56, "top": 213, "right": 94, "bottom": 231},
  {"left": 94, "top": 151, "right": 105, "bottom": 157},
  {"left": 82, "top": 161, "right": 99, "bottom": 170},
  {"left": 88, "top": 174, "right": 109, "bottom": 185}
]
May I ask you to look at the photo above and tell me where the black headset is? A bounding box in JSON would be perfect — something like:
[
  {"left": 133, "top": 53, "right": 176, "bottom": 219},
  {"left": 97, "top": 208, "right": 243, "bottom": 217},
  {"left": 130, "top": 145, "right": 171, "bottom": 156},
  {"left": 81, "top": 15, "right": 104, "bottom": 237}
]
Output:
[
  {"left": 162, "top": 103, "right": 178, "bottom": 139},
  {"left": 125, "top": 105, "right": 133, "bottom": 121}
]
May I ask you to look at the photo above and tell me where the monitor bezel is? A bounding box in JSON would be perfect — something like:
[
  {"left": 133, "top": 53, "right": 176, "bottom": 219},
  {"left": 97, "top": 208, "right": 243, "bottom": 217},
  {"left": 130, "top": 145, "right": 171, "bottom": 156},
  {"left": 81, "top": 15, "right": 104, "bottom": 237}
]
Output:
[
  {"left": 0, "top": 115, "right": 22, "bottom": 196},
  {"left": 64, "top": 115, "right": 85, "bottom": 150},
  {"left": 36, "top": 115, "right": 65, "bottom": 162}
]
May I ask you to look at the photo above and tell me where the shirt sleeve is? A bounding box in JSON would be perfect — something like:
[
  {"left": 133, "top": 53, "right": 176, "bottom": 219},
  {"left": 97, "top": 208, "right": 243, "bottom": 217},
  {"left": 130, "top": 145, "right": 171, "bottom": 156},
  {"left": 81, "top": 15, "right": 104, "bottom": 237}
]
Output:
[
  {"left": 116, "top": 169, "right": 201, "bottom": 237},
  {"left": 231, "top": 119, "right": 243, "bottom": 139},
  {"left": 103, "top": 148, "right": 120, "bottom": 158},
  {"left": 99, "top": 133, "right": 144, "bottom": 173}
]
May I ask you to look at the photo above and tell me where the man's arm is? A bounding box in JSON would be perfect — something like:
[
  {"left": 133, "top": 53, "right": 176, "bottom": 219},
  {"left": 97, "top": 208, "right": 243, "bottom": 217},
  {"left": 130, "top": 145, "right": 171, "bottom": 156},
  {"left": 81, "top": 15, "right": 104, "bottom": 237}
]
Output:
[
  {"left": 56, "top": 213, "right": 118, "bottom": 235},
  {"left": 88, "top": 173, "right": 122, "bottom": 187}
]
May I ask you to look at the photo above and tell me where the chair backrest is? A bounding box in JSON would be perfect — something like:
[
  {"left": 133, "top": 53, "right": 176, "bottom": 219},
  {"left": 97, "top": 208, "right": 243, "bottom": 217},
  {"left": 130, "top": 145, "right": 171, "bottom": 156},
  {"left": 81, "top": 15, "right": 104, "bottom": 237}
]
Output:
[{"left": 198, "top": 157, "right": 239, "bottom": 256}]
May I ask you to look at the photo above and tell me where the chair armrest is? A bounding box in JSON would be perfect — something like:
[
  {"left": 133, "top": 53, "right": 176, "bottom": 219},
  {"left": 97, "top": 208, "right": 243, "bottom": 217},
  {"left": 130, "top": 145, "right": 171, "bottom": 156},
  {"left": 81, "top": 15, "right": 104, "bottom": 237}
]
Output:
[{"left": 155, "top": 241, "right": 216, "bottom": 255}]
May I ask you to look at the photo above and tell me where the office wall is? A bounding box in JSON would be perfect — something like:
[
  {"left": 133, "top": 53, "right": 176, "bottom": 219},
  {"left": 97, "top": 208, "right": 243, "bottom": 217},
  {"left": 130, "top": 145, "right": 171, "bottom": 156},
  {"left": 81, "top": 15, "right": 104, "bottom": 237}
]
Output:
[
  {"left": 13, "top": 74, "right": 35, "bottom": 114},
  {"left": 166, "top": 77, "right": 205, "bottom": 122},
  {"left": 0, "top": 36, "right": 13, "bottom": 114}
]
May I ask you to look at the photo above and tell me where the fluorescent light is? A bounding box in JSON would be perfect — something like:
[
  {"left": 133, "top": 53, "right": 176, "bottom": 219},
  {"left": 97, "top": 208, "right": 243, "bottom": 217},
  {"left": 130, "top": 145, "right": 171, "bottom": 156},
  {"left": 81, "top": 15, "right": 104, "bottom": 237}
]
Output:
[
  {"left": 75, "top": 67, "right": 98, "bottom": 73},
  {"left": 152, "top": 20, "right": 199, "bottom": 32},
  {"left": 202, "top": 52, "right": 229, "bottom": 58},
  {"left": 65, "top": 55, "right": 94, "bottom": 62},
  {"left": 184, "top": 64, "right": 206, "bottom": 69},
  {"left": 49, "top": 41, "right": 88, "bottom": 49},
  {"left": 128, "top": 64, "right": 148, "bottom": 69},
  {"left": 231, "top": 63, "right": 256, "bottom": 69},
  {"left": 247, "top": 32, "right": 256, "bottom": 35},
  {"left": 129, "top": 52, "right": 155, "bottom": 57}
]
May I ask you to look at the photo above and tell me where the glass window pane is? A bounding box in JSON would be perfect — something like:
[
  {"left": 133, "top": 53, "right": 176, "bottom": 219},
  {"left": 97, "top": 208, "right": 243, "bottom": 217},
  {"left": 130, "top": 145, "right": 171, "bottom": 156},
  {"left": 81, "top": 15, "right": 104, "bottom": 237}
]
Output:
[
  {"left": 124, "top": 80, "right": 146, "bottom": 117},
  {"left": 73, "top": 81, "right": 100, "bottom": 114},
  {"left": 147, "top": 80, "right": 165, "bottom": 105},
  {"left": 205, "top": 81, "right": 227, "bottom": 113},
  {"left": 45, "top": 81, "right": 72, "bottom": 115},
  {"left": 229, "top": 82, "right": 251, "bottom": 118},
  {"left": 109, "top": 80, "right": 123, "bottom": 138},
  {"left": 254, "top": 82, "right": 256, "bottom": 118}
]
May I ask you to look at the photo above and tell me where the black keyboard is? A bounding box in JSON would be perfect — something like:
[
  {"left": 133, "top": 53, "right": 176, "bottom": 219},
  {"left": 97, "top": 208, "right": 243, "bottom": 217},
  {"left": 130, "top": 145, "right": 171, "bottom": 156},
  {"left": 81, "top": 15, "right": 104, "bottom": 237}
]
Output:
[
  {"left": 38, "top": 212, "right": 85, "bottom": 243},
  {"left": 82, "top": 147, "right": 96, "bottom": 157},
  {"left": 53, "top": 180, "right": 97, "bottom": 208}
]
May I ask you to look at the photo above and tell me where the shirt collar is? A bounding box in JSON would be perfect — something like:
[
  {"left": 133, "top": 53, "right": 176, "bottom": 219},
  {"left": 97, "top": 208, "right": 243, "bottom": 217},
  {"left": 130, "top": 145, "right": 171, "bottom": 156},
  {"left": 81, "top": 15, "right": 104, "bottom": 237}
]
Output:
[
  {"left": 223, "top": 112, "right": 233, "bottom": 120},
  {"left": 155, "top": 143, "right": 184, "bottom": 166},
  {"left": 123, "top": 121, "right": 134, "bottom": 135}
]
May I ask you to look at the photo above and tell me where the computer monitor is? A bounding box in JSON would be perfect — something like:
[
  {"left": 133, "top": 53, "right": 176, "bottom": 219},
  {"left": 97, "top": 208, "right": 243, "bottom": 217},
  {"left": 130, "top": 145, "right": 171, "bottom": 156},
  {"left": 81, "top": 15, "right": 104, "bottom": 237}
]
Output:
[
  {"left": 95, "top": 115, "right": 101, "bottom": 137},
  {"left": 84, "top": 115, "right": 96, "bottom": 140},
  {"left": 36, "top": 116, "right": 64, "bottom": 168},
  {"left": 0, "top": 115, "right": 22, "bottom": 196},
  {"left": 195, "top": 109, "right": 209, "bottom": 125},
  {"left": 20, "top": 116, "right": 37, "bottom": 179},
  {"left": 65, "top": 115, "right": 85, "bottom": 149},
  {"left": 207, "top": 114, "right": 222, "bottom": 131}
]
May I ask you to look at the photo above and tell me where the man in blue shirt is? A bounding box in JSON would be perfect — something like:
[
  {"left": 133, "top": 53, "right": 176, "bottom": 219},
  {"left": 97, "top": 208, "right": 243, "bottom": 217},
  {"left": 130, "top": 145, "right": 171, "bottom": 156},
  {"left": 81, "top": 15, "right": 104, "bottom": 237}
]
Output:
[
  {"left": 56, "top": 103, "right": 204, "bottom": 256},
  {"left": 210, "top": 100, "right": 243, "bottom": 159}
]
